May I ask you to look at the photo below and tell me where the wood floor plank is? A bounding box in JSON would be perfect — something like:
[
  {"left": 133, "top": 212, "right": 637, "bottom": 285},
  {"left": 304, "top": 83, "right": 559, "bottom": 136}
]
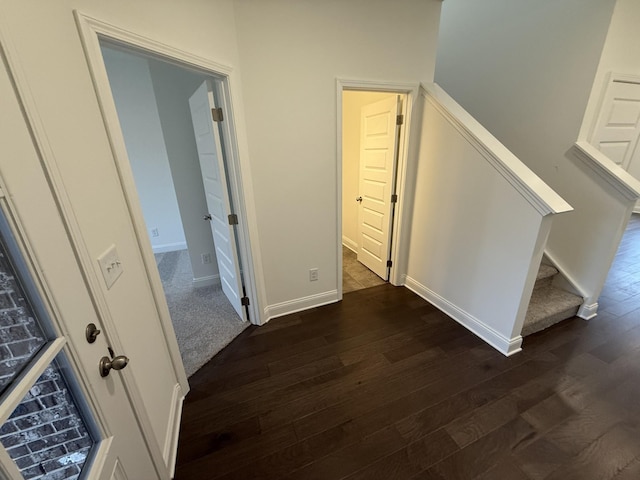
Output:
[{"left": 174, "top": 215, "right": 640, "bottom": 480}]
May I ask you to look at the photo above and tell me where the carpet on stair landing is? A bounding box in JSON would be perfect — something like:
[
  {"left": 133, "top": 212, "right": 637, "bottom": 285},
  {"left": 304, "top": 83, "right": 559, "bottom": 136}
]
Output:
[{"left": 155, "top": 249, "right": 248, "bottom": 377}]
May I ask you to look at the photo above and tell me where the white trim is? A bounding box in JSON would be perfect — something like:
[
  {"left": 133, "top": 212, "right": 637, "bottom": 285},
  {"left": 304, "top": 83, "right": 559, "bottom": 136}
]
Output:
[
  {"left": 577, "top": 301, "right": 599, "bottom": 320},
  {"left": 151, "top": 242, "right": 187, "bottom": 254},
  {"left": 404, "top": 276, "right": 523, "bottom": 356},
  {"left": 422, "top": 83, "right": 573, "bottom": 217},
  {"left": 0, "top": 338, "right": 65, "bottom": 425},
  {"left": 163, "top": 384, "right": 185, "bottom": 477},
  {"left": 572, "top": 142, "right": 640, "bottom": 202},
  {"left": 336, "top": 79, "right": 420, "bottom": 295},
  {"left": 341, "top": 236, "right": 358, "bottom": 253},
  {"left": 264, "top": 290, "right": 339, "bottom": 321},
  {"left": 87, "top": 436, "right": 114, "bottom": 480},
  {"left": 192, "top": 274, "right": 220, "bottom": 288}
]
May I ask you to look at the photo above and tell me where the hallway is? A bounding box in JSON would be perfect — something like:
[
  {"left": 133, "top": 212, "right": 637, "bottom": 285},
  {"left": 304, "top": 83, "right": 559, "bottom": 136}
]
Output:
[{"left": 174, "top": 215, "right": 640, "bottom": 479}]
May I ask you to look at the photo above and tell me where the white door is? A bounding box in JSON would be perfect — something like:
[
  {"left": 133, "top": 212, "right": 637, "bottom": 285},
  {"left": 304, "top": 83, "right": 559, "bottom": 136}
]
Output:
[
  {"left": 592, "top": 78, "right": 640, "bottom": 172},
  {"left": 0, "top": 70, "right": 159, "bottom": 478},
  {"left": 357, "top": 95, "right": 401, "bottom": 279},
  {"left": 189, "top": 81, "right": 246, "bottom": 320}
]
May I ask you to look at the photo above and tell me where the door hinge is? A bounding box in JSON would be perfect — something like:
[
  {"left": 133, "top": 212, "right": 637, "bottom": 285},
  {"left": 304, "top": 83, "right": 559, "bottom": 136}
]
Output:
[
  {"left": 391, "top": 194, "right": 398, "bottom": 203},
  {"left": 211, "top": 107, "right": 224, "bottom": 122},
  {"left": 241, "top": 296, "right": 250, "bottom": 306},
  {"left": 396, "top": 114, "right": 404, "bottom": 126},
  {"left": 387, "top": 260, "right": 393, "bottom": 268},
  {"left": 228, "top": 213, "right": 238, "bottom": 225}
]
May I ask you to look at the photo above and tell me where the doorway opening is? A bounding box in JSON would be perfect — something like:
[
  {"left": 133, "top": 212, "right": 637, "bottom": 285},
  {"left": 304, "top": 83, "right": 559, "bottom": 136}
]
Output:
[
  {"left": 98, "top": 43, "right": 248, "bottom": 377},
  {"left": 340, "top": 89, "right": 408, "bottom": 294}
]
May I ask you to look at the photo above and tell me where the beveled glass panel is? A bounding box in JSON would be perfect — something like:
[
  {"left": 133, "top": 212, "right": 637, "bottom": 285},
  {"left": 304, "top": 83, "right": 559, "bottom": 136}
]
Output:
[
  {"left": 0, "top": 356, "right": 96, "bottom": 479},
  {"left": 0, "top": 237, "right": 49, "bottom": 394}
]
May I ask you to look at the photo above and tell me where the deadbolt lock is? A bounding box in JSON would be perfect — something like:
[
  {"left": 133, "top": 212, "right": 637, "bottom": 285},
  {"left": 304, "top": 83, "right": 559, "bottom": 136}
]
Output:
[{"left": 85, "top": 323, "right": 101, "bottom": 344}]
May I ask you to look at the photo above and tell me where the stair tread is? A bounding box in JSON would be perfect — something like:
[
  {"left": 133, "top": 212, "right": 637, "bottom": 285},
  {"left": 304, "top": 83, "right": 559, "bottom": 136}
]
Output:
[
  {"left": 537, "top": 264, "right": 559, "bottom": 282},
  {"left": 526, "top": 286, "right": 582, "bottom": 322},
  {"left": 523, "top": 285, "right": 582, "bottom": 336}
]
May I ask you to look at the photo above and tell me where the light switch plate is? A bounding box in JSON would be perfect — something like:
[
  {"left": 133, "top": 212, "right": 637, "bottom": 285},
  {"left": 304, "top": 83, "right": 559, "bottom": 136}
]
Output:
[{"left": 97, "top": 244, "right": 123, "bottom": 290}]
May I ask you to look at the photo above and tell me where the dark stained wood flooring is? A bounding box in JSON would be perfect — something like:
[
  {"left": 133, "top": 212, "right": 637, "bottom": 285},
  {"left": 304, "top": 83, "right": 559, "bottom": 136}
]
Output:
[{"left": 174, "top": 214, "right": 640, "bottom": 480}]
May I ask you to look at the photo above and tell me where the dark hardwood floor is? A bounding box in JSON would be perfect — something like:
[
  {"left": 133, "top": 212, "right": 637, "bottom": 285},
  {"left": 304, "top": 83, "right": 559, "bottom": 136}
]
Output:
[{"left": 174, "top": 214, "right": 640, "bottom": 480}]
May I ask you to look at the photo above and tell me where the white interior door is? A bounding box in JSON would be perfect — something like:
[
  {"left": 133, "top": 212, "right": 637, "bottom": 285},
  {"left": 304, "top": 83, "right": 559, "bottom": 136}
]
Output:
[
  {"left": 591, "top": 77, "right": 640, "bottom": 212},
  {"left": 592, "top": 78, "right": 640, "bottom": 171},
  {"left": 357, "top": 95, "right": 401, "bottom": 279},
  {"left": 189, "top": 81, "right": 245, "bottom": 320}
]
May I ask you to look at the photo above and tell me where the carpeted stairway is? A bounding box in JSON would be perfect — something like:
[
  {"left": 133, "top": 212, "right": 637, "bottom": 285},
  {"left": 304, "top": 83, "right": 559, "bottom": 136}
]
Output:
[{"left": 522, "top": 263, "right": 583, "bottom": 336}]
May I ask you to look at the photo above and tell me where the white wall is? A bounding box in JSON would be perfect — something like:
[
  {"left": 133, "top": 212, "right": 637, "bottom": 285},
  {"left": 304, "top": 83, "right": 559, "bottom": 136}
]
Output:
[
  {"left": 435, "top": 0, "right": 625, "bottom": 312},
  {"left": 0, "top": 0, "right": 249, "bottom": 466},
  {"left": 101, "top": 46, "right": 187, "bottom": 253},
  {"left": 234, "top": 0, "right": 442, "bottom": 311},
  {"left": 342, "top": 91, "right": 395, "bottom": 252},
  {"left": 147, "top": 59, "right": 221, "bottom": 284},
  {"left": 405, "top": 86, "right": 569, "bottom": 355}
]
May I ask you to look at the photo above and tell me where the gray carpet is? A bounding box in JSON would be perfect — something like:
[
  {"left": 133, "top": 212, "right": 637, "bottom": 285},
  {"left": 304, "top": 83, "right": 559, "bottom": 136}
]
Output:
[{"left": 155, "top": 250, "right": 248, "bottom": 377}]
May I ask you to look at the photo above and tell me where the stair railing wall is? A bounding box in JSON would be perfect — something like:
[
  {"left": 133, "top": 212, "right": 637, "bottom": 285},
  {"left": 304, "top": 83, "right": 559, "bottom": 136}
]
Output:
[
  {"left": 402, "top": 84, "right": 572, "bottom": 356},
  {"left": 543, "top": 142, "right": 640, "bottom": 320}
]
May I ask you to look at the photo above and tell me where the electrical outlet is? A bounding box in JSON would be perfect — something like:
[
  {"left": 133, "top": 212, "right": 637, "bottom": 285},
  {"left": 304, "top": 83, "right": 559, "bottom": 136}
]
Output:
[
  {"left": 151, "top": 228, "right": 159, "bottom": 237},
  {"left": 202, "top": 253, "right": 212, "bottom": 264},
  {"left": 309, "top": 268, "right": 319, "bottom": 281}
]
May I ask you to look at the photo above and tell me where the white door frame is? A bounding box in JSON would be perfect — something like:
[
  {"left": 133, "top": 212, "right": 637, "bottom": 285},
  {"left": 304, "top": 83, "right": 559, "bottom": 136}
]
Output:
[
  {"left": 336, "top": 79, "right": 419, "bottom": 298},
  {"left": 74, "top": 14, "right": 263, "bottom": 380}
]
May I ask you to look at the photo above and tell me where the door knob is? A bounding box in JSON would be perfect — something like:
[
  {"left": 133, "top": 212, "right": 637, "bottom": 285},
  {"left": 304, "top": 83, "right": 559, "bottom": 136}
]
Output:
[
  {"left": 356, "top": 196, "right": 363, "bottom": 203},
  {"left": 99, "top": 355, "right": 129, "bottom": 377},
  {"left": 203, "top": 214, "right": 212, "bottom": 221}
]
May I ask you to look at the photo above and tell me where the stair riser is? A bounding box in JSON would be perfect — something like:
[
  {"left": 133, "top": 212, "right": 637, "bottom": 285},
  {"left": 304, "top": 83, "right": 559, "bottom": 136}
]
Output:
[
  {"left": 522, "top": 305, "right": 580, "bottom": 337},
  {"left": 533, "top": 275, "right": 554, "bottom": 291}
]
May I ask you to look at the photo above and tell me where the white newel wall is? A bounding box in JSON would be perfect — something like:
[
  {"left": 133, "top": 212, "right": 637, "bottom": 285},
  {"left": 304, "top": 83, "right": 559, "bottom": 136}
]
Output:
[{"left": 405, "top": 85, "right": 571, "bottom": 355}]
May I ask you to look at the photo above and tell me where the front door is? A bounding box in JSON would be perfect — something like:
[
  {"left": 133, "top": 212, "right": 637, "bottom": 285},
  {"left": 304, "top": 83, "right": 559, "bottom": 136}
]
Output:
[
  {"left": 0, "top": 65, "right": 159, "bottom": 478},
  {"left": 357, "top": 95, "right": 402, "bottom": 280},
  {"left": 189, "top": 81, "right": 246, "bottom": 320}
]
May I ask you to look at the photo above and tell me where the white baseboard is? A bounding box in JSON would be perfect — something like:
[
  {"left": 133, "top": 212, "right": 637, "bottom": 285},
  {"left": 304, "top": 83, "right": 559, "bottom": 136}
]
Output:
[
  {"left": 342, "top": 236, "right": 358, "bottom": 253},
  {"left": 404, "top": 276, "right": 522, "bottom": 356},
  {"left": 163, "top": 383, "right": 185, "bottom": 477},
  {"left": 264, "top": 290, "right": 339, "bottom": 321},
  {"left": 152, "top": 242, "right": 187, "bottom": 254},
  {"left": 577, "top": 301, "right": 598, "bottom": 320},
  {"left": 192, "top": 274, "right": 220, "bottom": 288}
]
